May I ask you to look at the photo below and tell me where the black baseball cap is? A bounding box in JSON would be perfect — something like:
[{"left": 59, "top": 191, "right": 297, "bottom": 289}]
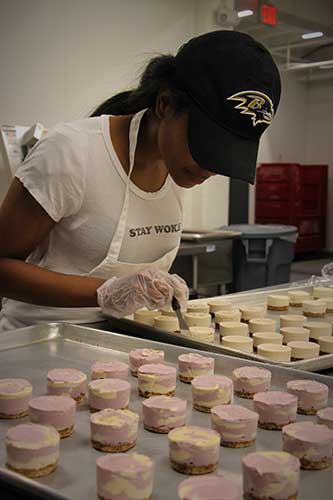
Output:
[{"left": 174, "top": 30, "right": 281, "bottom": 184}]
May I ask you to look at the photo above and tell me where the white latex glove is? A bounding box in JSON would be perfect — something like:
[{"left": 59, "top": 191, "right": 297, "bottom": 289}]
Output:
[{"left": 97, "top": 266, "right": 189, "bottom": 318}]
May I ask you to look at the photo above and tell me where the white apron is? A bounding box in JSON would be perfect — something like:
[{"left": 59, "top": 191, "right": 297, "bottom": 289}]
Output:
[{"left": 0, "top": 109, "right": 179, "bottom": 331}]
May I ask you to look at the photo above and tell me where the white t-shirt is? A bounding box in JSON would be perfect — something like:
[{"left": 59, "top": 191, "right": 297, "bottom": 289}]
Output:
[{"left": 0, "top": 114, "right": 184, "bottom": 330}]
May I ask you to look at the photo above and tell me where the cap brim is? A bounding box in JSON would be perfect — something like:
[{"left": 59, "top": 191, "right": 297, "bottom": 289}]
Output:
[{"left": 187, "top": 101, "right": 259, "bottom": 184}]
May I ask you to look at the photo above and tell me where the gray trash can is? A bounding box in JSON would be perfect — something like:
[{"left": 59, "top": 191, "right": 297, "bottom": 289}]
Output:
[{"left": 221, "top": 224, "right": 298, "bottom": 292}]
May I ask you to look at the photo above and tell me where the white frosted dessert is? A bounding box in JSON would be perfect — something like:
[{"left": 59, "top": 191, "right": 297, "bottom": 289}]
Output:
[
  {"left": 302, "top": 299, "right": 327, "bottom": 318},
  {"left": 319, "top": 336, "right": 333, "bottom": 354},
  {"left": 182, "top": 326, "right": 215, "bottom": 343},
  {"left": 321, "top": 297, "right": 333, "bottom": 313},
  {"left": 184, "top": 312, "right": 211, "bottom": 327},
  {"left": 178, "top": 353, "right": 214, "bottom": 383},
  {"left": 219, "top": 321, "right": 249, "bottom": 337},
  {"left": 313, "top": 286, "right": 333, "bottom": 299},
  {"left": 221, "top": 335, "right": 253, "bottom": 353},
  {"left": 280, "top": 314, "right": 307, "bottom": 329},
  {"left": 160, "top": 307, "right": 177, "bottom": 317},
  {"left": 257, "top": 344, "right": 291, "bottom": 362},
  {"left": 186, "top": 302, "right": 210, "bottom": 314},
  {"left": 280, "top": 326, "right": 310, "bottom": 344},
  {"left": 288, "top": 290, "right": 311, "bottom": 307},
  {"left": 232, "top": 366, "right": 271, "bottom": 399},
  {"left": 207, "top": 298, "right": 232, "bottom": 314},
  {"left": 215, "top": 308, "right": 241, "bottom": 325},
  {"left": 305, "top": 321, "right": 332, "bottom": 340},
  {"left": 267, "top": 294, "right": 289, "bottom": 311},
  {"left": 133, "top": 308, "right": 160, "bottom": 326},
  {"left": 287, "top": 341, "right": 320, "bottom": 360},
  {"left": 239, "top": 305, "right": 266, "bottom": 323},
  {"left": 253, "top": 332, "right": 283, "bottom": 348},
  {"left": 249, "top": 318, "right": 276, "bottom": 334},
  {"left": 154, "top": 315, "right": 179, "bottom": 332}
]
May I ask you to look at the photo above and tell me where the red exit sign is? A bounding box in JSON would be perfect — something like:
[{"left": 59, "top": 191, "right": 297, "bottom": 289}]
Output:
[{"left": 261, "top": 3, "right": 277, "bottom": 26}]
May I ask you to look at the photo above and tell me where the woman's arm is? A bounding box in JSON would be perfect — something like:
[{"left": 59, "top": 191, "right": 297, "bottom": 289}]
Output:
[{"left": 0, "top": 179, "right": 105, "bottom": 307}]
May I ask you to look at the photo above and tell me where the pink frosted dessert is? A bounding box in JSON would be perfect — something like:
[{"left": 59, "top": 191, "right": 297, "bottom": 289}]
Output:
[
  {"left": 168, "top": 425, "right": 220, "bottom": 474},
  {"left": 96, "top": 452, "right": 154, "bottom": 500},
  {"left": 253, "top": 391, "right": 297, "bottom": 430},
  {"left": 137, "top": 363, "right": 176, "bottom": 398},
  {"left": 91, "top": 361, "right": 129, "bottom": 381},
  {"left": 232, "top": 366, "right": 271, "bottom": 399},
  {"left": 29, "top": 395, "right": 76, "bottom": 438},
  {"left": 242, "top": 451, "right": 300, "bottom": 500},
  {"left": 211, "top": 404, "right": 259, "bottom": 448},
  {"left": 191, "top": 374, "right": 233, "bottom": 413},
  {"left": 129, "top": 348, "right": 165, "bottom": 377},
  {"left": 177, "top": 474, "right": 242, "bottom": 500},
  {"left": 0, "top": 378, "right": 32, "bottom": 419},
  {"left": 142, "top": 395, "right": 187, "bottom": 433},
  {"left": 88, "top": 379, "right": 131, "bottom": 412},
  {"left": 317, "top": 407, "right": 333, "bottom": 429},
  {"left": 282, "top": 421, "right": 333, "bottom": 470},
  {"left": 286, "top": 379, "right": 329, "bottom": 415},
  {"left": 90, "top": 408, "right": 139, "bottom": 452},
  {"left": 6, "top": 423, "right": 60, "bottom": 478},
  {"left": 178, "top": 353, "right": 215, "bottom": 383},
  {"left": 47, "top": 368, "right": 87, "bottom": 403}
]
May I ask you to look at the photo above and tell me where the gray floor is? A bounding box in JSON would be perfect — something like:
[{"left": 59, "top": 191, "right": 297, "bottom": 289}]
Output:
[{"left": 290, "top": 258, "right": 332, "bottom": 282}]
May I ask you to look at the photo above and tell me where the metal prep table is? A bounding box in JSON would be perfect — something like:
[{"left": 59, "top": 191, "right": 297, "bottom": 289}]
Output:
[{"left": 0, "top": 323, "right": 332, "bottom": 500}]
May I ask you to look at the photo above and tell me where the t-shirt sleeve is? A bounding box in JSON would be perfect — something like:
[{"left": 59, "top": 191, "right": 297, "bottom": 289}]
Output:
[{"left": 15, "top": 130, "right": 86, "bottom": 222}]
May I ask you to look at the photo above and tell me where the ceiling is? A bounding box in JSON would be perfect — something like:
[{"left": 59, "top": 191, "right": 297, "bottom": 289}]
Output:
[{"left": 233, "top": 0, "right": 333, "bottom": 81}]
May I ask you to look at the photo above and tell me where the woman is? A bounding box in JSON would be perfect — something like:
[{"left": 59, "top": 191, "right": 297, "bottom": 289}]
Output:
[{"left": 0, "top": 30, "right": 281, "bottom": 331}]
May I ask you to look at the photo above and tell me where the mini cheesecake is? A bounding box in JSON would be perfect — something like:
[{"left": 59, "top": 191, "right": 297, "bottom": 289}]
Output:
[
  {"left": 317, "top": 407, "right": 333, "bottom": 429},
  {"left": 168, "top": 425, "right": 220, "bottom": 474},
  {"left": 239, "top": 305, "right": 266, "bottom": 323},
  {"left": 302, "top": 299, "right": 327, "bottom": 318},
  {"left": 321, "top": 297, "right": 333, "bottom": 313},
  {"left": 249, "top": 317, "right": 276, "bottom": 334},
  {"left": 282, "top": 421, "right": 333, "bottom": 470},
  {"left": 215, "top": 308, "right": 241, "bottom": 325},
  {"left": 287, "top": 379, "right": 328, "bottom": 415},
  {"left": 88, "top": 379, "right": 131, "bottom": 412},
  {"left": 186, "top": 302, "right": 210, "bottom": 314},
  {"left": 221, "top": 335, "right": 253, "bottom": 353},
  {"left": 242, "top": 451, "right": 300, "bottom": 500},
  {"left": 305, "top": 321, "right": 332, "bottom": 341},
  {"left": 182, "top": 326, "right": 215, "bottom": 343},
  {"left": 0, "top": 378, "right": 32, "bottom": 419},
  {"left": 6, "top": 423, "right": 60, "bottom": 478},
  {"left": 184, "top": 312, "right": 211, "bottom": 327},
  {"left": 280, "top": 327, "right": 310, "bottom": 344},
  {"left": 318, "top": 336, "right": 333, "bottom": 354},
  {"left": 288, "top": 290, "right": 311, "bottom": 307},
  {"left": 29, "top": 395, "right": 76, "bottom": 438},
  {"left": 313, "top": 286, "right": 333, "bottom": 299},
  {"left": 207, "top": 298, "right": 232, "bottom": 315},
  {"left": 177, "top": 475, "right": 242, "bottom": 500},
  {"left": 154, "top": 315, "right": 179, "bottom": 332},
  {"left": 47, "top": 368, "right": 87, "bottom": 403},
  {"left": 133, "top": 308, "right": 160, "bottom": 326},
  {"left": 91, "top": 361, "right": 129, "bottom": 381},
  {"left": 129, "top": 348, "right": 165, "bottom": 377},
  {"left": 178, "top": 353, "right": 214, "bottom": 383},
  {"left": 257, "top": 343, "right": 291, "bottom": 362},
  {"left": 137, "top": 363, "right": 176, "bottom": 398},
  {"left": 232, "top": 366, "right": 271, "bottom": 399},
  {"left": 96, "top": 453, "right": 154, "bottom": 500},
  {"left": 211, "top": 404, "right": 259, "bottom": 448},
  {"left": 280, "top": 314, "right": 307, "bottom": 329},
  {"left": 219, "top": 321, "right": 249, "bottom": 337},
  {"left": 287, "top": 341, "right": 320, "bottom": 360},
  {"left": 267, "top": 294, "right": 289, "bottom": 311},
  {"left": 142, "top": 395, "right": 187, "bottom": 433},
  {"left": 253, "top": 332, "right": 283, "bottom": 349},
  {"left": 90, "top": 408, "right": 139, "bottom": 452},
  {"left": 253, "top": 391, "right": 297, "bottom": 430},
  {"left": 191, "top": 374, "right": 233, "bottom": 413}
]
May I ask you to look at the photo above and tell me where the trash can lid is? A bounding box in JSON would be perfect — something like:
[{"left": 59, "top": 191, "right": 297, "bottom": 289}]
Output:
[{"left": 220, "top": 224, "right": 298, "bottom": 239}]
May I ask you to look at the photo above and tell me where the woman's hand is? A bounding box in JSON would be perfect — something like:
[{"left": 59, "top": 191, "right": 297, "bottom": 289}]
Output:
[{"left": 96, "top": 266, "right": 189, "bottom": 317}]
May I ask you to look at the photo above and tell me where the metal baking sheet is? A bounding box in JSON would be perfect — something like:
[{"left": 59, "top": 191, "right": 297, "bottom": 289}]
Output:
[
  {"left": 109, "top": 281, "right": 333, "bottom": 372},
  {"left": 181, "top": 229, "right": 241, "bottom": 241},
  {"left": 0, "top": 323, "right": 332, "bottom": 500}
]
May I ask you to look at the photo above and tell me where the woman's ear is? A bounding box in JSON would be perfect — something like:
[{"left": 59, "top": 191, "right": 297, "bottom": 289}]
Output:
[{"left": 155, "top": 89, "right": 174, "bottom": 119}]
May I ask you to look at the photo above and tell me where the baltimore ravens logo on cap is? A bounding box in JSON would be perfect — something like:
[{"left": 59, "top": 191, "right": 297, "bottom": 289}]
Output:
[{"left": 227, "top": 90, "right": 274, "bottom": 127}]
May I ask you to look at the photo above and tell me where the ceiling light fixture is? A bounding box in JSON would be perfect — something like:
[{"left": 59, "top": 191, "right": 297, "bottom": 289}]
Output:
[
  {"left": 302, "top": 32, "right": 324, "bottom": 40},
  {"left": 237, "top": 10, "right": 254, "bottom": 18}
]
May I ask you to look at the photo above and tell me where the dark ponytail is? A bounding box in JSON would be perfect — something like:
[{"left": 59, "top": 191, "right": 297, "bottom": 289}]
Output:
[{"left": 89, "top": 54, "right": 189, "bottom": 117}]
